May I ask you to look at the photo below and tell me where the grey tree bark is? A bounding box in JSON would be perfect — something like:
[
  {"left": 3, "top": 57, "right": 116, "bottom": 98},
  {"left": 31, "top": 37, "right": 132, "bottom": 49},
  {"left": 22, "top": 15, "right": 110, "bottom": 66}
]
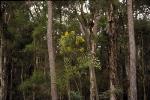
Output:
[
  {"left": 127, "top": 0, "right": 137, "bottom": 100},
  {"left": 47, "top": 1, "right": 58, "bottom": 100},
  {"left": 89, "top": 14, "right": 101, "bottom": 100}
]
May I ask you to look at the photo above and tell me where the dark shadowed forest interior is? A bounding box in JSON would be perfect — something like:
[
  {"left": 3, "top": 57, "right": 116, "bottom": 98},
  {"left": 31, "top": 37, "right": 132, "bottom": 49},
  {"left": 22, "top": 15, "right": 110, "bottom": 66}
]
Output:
[{"left": 0, "top": 0, "right": 150, "bottom": 100}]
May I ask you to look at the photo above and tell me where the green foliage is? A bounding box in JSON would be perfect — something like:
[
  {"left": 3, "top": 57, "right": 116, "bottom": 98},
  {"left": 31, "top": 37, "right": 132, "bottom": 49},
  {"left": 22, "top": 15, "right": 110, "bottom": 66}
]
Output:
[
  {"left": 63, "top": 53, "right": 101, "bottom": 77},
  {"left": 70, "top": 91, "right": 82, "bottom": 100},
  {"left": 57, "top": 71, "right": 68, "bottom": 95},
  {"left": 24, "top": 43, "right": 35, "bottom": 52},
  {"left": 98, "top": 16, "right": 107, "bottom": 29},
  {"left": 97, "top": 32, "right": 108, "bottom": 46},
  {"left": 30, "top": 70, "right": 49, "bottom": 85},
  {"left": 58, "top": 31, "right": 101, "bottom": 93},
  {"left": 99, "top": 86, "right": 123, "bottom": 99},
  {"left": 5, "top": 1, "right": 150, "bottom": 99},
  {"left": 77, "top": 53, "right": 101, "bottom": 69},
  {"left": 57, "top": 53, "right": 101, "bottom": 95},
  {"left": 59, "top": 31, "right": 85, "bottom": 54},
  {"left": 32, "top": 24, "right": 46, "bottom": 40},
  {"left": 19, "top": 70, "right": 50, "bottom": 95},
  {"left": 14, "top": 9, "right": 30, "bottom": 26},
  {"left": 19, "top": 79, "right": 32, "bottom": 92}
]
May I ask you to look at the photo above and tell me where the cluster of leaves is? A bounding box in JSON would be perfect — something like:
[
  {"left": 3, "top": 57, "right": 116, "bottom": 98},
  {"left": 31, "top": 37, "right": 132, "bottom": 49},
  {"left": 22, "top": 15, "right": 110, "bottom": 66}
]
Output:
[
  {"left": 63, "top": 53, "right": 101, "bottom": 78},
  {"left": 59, "top": 31, "right": 85, "bottom": 54},
  {"left": 58, "top": 31, "right": 101, "bottom": 94},
  {"left": 57, "top": 53, "right": 101, "bottom": 94},
  {"left": 77, "top": 53, "right": 101, "bottom": 69}
]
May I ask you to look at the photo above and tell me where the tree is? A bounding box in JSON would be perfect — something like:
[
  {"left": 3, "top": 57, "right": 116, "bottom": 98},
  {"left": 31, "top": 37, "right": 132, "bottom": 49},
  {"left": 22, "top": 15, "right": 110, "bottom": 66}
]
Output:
[
  {"left": 47, "top": 1, "right": 58, "bottom": 100},
  {"left": 107, "top": 2, "right": 118, "bottom": 100},
  {"left": 75, "top": 1, "right": 101, "bottom": 99},
  {"left": 0, "top": 1, "right": 8, "bottom": 99},
  {"left": 0, "top": 1, "right": 4, "bottom": 99},
  {"left": 127, "top": 0, "right": 137, "bottom": 100}
]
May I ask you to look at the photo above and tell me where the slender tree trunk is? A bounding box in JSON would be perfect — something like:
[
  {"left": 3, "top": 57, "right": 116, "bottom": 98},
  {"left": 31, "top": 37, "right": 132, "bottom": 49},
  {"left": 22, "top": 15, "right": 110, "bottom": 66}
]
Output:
[
  {"left": 127, "top": 0, "right": 137, "bottom": 100},
  {"left": 44, "top": 53, "right": 47, "bottom": 76},
  {"left": 0, "top": 28, "right": 4, "bottom": 100},
  {"left": 89, "top": 40, "right": 99, "bottom": 100},
  {"left": 136, "top": 34, "right": 147, "bottom": 100},
  {"left": 80, "top": 17, "right": 100, "bottom": 100},
  {"left": 77, "top": 2, "right": 100, "bottom": 99},
  {"left": 0, "top": 2, "right": 2, "bottom": 99},
  {"left": 140, "top": 34, "right": 146, "bottom": 100},
  {"left": 78, "top": 74, "right": 83, "bottom": 99},
  {"left": 124, "top": 30, "right": 129, "bottom": 100},
  {"left": 89, "top": 63, "right": 99, "bottom": 100},
  {"left": 67, "top": 81, "right": 71, "bottom": 100},
  {"left": 32, "top": 91, "right": 35, "bottom": 100},
  {"left": 89, "top": 8, "right": 101, "bottom": 100},
  {"left": 9, "top": 64, "right": 13, "bottom": 100},
  {"left": 21, "top": 65, "right": 26, "bottom": 100},
  {"left": 47, "top": 1, "right": 58, "bottom": 100},
  {"left": 107, "top": 3, "right": 118, "bottom": 100},
  {"left": 0, "top": 2, "right": 6, "bottom": 99}
]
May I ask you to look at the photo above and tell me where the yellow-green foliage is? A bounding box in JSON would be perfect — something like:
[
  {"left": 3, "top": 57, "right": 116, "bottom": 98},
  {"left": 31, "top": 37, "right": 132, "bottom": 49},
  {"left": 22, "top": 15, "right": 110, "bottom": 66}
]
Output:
[{"left": 59, "top": 31, "right": 85, "bottom": 54}]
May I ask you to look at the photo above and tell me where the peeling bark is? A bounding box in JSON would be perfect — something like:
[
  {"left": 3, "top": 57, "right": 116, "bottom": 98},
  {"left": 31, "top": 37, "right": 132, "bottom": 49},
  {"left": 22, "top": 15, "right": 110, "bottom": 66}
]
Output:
[{"left": 107, "top": 3, "right": 118, "bottom": 100}]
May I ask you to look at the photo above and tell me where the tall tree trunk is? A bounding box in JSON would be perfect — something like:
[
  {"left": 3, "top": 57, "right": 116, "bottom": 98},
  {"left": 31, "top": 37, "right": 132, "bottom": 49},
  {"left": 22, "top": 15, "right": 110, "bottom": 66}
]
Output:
[
  {"left": 32, "top": 91, "right": 35, "bottom": 100},
  {"left": 78, "top": 74, "right": 83, "bottom": 99},
  {"left": 67, "top": 81, "right": 71, "bottom": 100},
  {"left": 9, "top": 64, "right": 13, "bottom": 100},
  {"left": 89, "top": 39, "right": 99, "bottom": 100},
  {"left": 76, "top": 2, "right": 100, "bottom": 99},
  {"left": 78, "top": 15, "right": 100, "bottom": 100},
  {"left": 0, "top": 2, "right": 3, "bottom": 99},
  {"left": 89, "top": 62, "right": 99, "bottom": 100},
  {"left": 0, "top": 26, "right": 5, "bottom": 100},
  {"left": 140, "top": 33, "right": 146, "bottom": 100},
  {"left": 47, "top": 1, "right": 58, "bottom": 100},
  {"left": 0, "top": 2, "right": 6, "bottom": 99},
  {"left": 89, "top": 15, "right": 100, "bottom": 100},
  {"left": 107, "top": 3, "right": 118, "bottom": 100},
  {"left": 127, "top": 0, "right": 137, "bottom": 100},
  {"left": 21, "top": 65, "right": 26, "bottom": 100}
]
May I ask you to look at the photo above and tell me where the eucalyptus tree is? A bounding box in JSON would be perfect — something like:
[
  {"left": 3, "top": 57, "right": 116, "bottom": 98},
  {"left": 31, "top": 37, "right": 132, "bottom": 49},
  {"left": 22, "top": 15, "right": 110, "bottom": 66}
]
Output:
[
  {"left": 106, "top": 1, "right": 119, "bottom": 100},
  {"left": 0, "top": 1, "right": 12, "bottom": 99},
  {"left": 73, "top": 1, "right": 102, "bottom": 99},
  {"left": 0, "top": 1, "right": 5, "bottom": 100},
  {"left": 47, "top": 1, "right": 58, "bottom": 100},
  {"left": 127, "top": 0, "right": 137, "bottom": 100}
]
